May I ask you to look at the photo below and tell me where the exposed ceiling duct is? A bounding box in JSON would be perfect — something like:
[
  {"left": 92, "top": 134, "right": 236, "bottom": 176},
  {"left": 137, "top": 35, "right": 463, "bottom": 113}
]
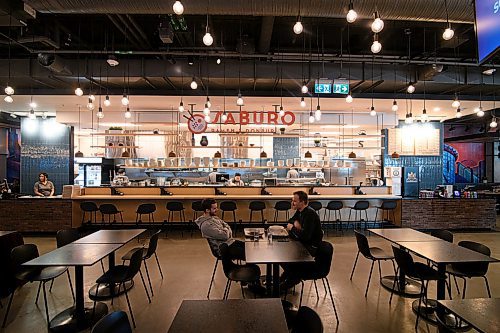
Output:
[
  {"left": 37, "top": 53, "right": 72, "bottom": 75},
  {"left": 22, "top": 0, "right": 474, "bottom": 23}
]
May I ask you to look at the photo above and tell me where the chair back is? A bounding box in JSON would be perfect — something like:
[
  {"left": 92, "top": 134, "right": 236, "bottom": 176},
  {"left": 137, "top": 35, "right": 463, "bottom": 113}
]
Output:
[
  {"left": 311, "top": 241, "right": 333, "bottom": 279},
  {"left": 249, "top": 201, "right": 266, "bottom": 211},
  {"left": 452, "top": 241, "right": 491, "bottom": 276},
  {"left": 136, "top": 203, "right": 156, "bottom": 214},
  {"left": 326, "top": 201, "right": 343, "bottom": 210},
  {"left": 291, "top": 306, "right": 323, "bottom": 333},
  {"left": 192, "top": 200, "right": 203, "bottom": 212},
  {"left": 144, "top": 230, "right": 161, "bottom": 258},
  {"left": 354, "top": 230, "right": 373, "bottom": 259},
  {"left": 91, "top": 311, "right": 132, "bottom": 333},
  {"left": 206, "top": 239, "right": 221, "bottom": 259},
  {"left": 80, "top": 201, "right": 98, "bottom": 212},
  {"left": 308, "top": 201, "right": 322, "bottom": 211},
  {"left": 56, "top": 229, "right": 80, "bottom": 248},
  {"left": 99, "top": 204, "right": 119, "bottom": 214},
  {"left": 166, "top": 201, "right": 184, "bottom": 211},
  {"left": 219, "top": 243, "right": 237, "bottom": 278},
  {"left": 274, "top": 201, "right": 291, "bottom": 211},
  {"left": 353, "top": 201, "right": 369, "bottom": 210},
  {"left": 392, "top": 246, "right": 416, "bottom": 277},
  {"left": 430, "top": 230, "right": 453, "bottom": 243},
  {"left": 125, "top": 248, "right": 144, "bottom": 280},
  {"left": 381, "top": 200, "right": 397, "bottom": 210},
  {"left": 220, "top": 201, "right": 237, "bottom": 211},
  {"left": 11, "top": 244, "right": 39, "bottom": 267}
]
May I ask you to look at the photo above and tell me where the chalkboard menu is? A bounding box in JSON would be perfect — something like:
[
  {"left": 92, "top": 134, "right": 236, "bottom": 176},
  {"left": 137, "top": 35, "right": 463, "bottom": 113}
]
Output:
[
  {"left": 273, "top": 136, "right": 300, "bottom": 177},
  {"left": 387, "top": 127, "right": 440, "bottom": 156},
  {"left": 20, "top": 118, "right": 72, "bottom": 194}
]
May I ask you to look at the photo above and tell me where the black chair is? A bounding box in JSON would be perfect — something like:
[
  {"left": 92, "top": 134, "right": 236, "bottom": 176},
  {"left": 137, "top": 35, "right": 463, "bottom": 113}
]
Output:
[
  {"left": 99, "top": 204, "right": 124, "bottom": 224},
  {"left": 248, "top": 201, "right": 266, "bottom": 224},
  {"left": 390, "top": 246, "right": 451, "bottom": 329},
  {"left": 375, "top": 200, "right": 398, "bottom": 226},
  {"left": 350, "top": 230, "right": 396, "bottom": 297},
  {"left": 273, "top": 201, "right": 291, "bottom": 224},
  {"left": 323, "top": 201, "right": 343, "bottom": 234},
  {"left": 121, "top": 230, "right": 164, "bottom": 297},
  {"left": 219, "top": 243, "right": 261, "bottom": 299},
  {"left": 3, "top": 244, "right": 74, "bottom": 327},
  {"left": 135, "top": 203, "right": 156, "bottom": 224},
  {"left": 431, "top": 230, "right": 454, "bottom": 243},
  {"left": 297, "top": 241, "right": 339, "bottom": 324},
  {"left": 91, "top": 311, "right": 132, "bottom": 333},
  {"left": 308, "top": 201, "right": 322, "bottom": 214},
  {"left": 80, "top": 201, "right": 99, "bottom": 225},
  {"left": 348, "top": 200, "right": 370, "bottom": 229},
  {"left": 291, "top": 306, "right": 323, "bottom": 333},
  {"left": 446, "top": 241, "right": 492, "bottom": 298},
  {"left": 220, "top": 201, "right": 240, "bottom": 235},
  {"left": 57, "top": 229, "right": 106, "bottom": 274},
  {"left": 94, "top": 248, "right": 151, "bottom": 328},
  {"left": 205, "top": 239, "right": 222, "bottom": 299},
  {"left": 191, "top": 200, "right": 204, "bottom": 220},
  {"left": 165, "top": 201, "right": 186, "bottom": 237}
]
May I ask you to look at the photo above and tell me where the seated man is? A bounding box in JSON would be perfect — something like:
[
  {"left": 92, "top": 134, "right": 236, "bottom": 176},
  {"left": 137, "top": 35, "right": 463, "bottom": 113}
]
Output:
[
  {"left": 195, "top": 198, "right": 245, "bottom": 260},
  {"left": 281, "top": 190, "right": 323, "bottom": 289},
  {"left": 228, "top": 173, "right": 245, "bottom": 186}
]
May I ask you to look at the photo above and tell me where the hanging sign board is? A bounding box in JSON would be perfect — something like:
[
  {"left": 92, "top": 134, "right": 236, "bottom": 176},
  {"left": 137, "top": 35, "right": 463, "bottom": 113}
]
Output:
[
  {"left": 333, "top": 79, "right": 349, "bottom": 95},
  {"left": 314, "top": 79, "right": 332, "bottom": 94}
]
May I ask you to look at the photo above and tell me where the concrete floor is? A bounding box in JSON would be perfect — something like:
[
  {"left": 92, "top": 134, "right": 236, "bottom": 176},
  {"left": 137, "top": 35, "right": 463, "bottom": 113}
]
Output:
[{"left": 1, "top": 228, "right": 499, "bottom": 333}]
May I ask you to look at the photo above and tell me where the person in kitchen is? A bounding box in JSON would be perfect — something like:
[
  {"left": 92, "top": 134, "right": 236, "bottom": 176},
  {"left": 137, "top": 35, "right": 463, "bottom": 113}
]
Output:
[
  {"left": 228, "top": 172, "right": 245, "bottom": 186},
  {"left": 207, "top": 168, "right": 218, "bottom": 184},
  {"left": 33, "top": 172, "right": 55, "bottom": 197},
  {"left": 286, "top": 167, "right": 299, "bottom": 179},
  {"left": 112, "top": 169, "right": 130, "bottom": 186}
]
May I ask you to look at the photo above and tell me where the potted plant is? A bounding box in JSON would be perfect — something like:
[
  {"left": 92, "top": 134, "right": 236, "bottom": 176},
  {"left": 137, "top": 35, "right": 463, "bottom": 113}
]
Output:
[{"left": 107, "top": 126, "right": 123, "bottom": 134}]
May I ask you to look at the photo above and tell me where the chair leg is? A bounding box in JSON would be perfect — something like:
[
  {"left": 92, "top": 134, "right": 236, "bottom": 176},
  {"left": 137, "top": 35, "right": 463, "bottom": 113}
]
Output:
[
  {"left": 461, "top": 278, "right": 467, "bottom": 299},
  {"left": 35, "top": 281, "right": 42, "bottom": 304},
  {"left": 144, "top": 260, "right": 154, "bottom": 297},
  {"left": 152, "top": 252, "right": 164, "bottom": 279},
  {"left": 389, "top": 267, "right": 399, "bottom": 304},
  {"left": 2, "top": 289, "right": 15, "bottom": 327},
  {"left": 452, "top": 275, "right": 460, "bottom": 295},
  {"left": 92, "top": 283, "right": 99, "bottom": 319},
  {"left": 325, "top": 278, "right": 339, "bottom": 323},
  {"left": 225, "top": 280, "right": 232, "bottom": 300},
  {"left": 123, "top": 288, "right": 136, "bottom": 328},
  {"left": 377, "top": 261, "right": 382, "bottom": 280},
  {"left": 49, "top": 279, "right": 54, "bottom": 292},
  {"left": 365, "top": 261, "right": 375, "bottom": 298},
  {"left": 350, "top": 251, "right": 360, "bottom": 280},
  {"left": 482, "top": 276, "right": 492, "bottom": 298},
  {"left": 313, "top": 280, "right": 319, "bottom": 299},
  {"left": 42, "top": 282, "right": 50, "bottom": 326},
  {"left": 299, "top": 281, "right": 304, "bottom": 308},
  {"left": 100, "top": 260, "right": 105, "bottom": 274},
  {"left": 66, "top": 270, "right": 75, "bottom": 302},
  {"left": 139, "top": 271, "right": 152, "bottom": 303},
  {"left": 415, "top": 281, "right": 426, "bottom": 330},
  {"left": 207, "top": 259, "right": 219, "bottom": 299}
]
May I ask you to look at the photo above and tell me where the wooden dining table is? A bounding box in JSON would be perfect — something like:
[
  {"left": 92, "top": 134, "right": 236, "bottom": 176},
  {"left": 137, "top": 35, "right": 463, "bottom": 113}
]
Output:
[{"left": 437, "top": 298, "right": 500, "bottom": 333}]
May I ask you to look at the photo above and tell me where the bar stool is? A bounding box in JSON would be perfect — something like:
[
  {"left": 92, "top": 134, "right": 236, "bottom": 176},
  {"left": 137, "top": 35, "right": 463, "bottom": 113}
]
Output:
[
  {"left": 220, "top": 201, "right": 239, "bottom": 235},
  {"left": 308, "top": 201, "right": 322, "bottom": 215},
  {"left": 324, "top": 201, "right": 343, "bottom": 234},
  {"left": 191, "top": 200, "right": 204, "bottom": 220},
  {"left": 99, "top": 204, "right": 124, "bottom": 224},
  {"left": 136, "top": 203, "right": 156, "bottom": 225},
  {"left": 80, "top": 201, "right": 99, "bottom": 225},
  {"left": 348, "top": 201, "right": 370, "bottom": 229},
  {"left": 273, "top": 201, "right": 291, "bottom": 224},
  {"left": 165, "top": 201, "right": 186, "bottom": 237},
  {"left": 375, "top": 200, "right": 397, "bottom": 227},
  {"left": 248, "top": 201, "right": 266, "bottom": 224}
]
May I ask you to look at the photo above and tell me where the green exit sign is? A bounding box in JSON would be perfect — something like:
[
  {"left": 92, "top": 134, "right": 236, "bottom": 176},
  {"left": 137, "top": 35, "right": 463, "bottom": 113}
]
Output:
[{"left": 333, "top": 79, "right": 349, "bottom": 95}]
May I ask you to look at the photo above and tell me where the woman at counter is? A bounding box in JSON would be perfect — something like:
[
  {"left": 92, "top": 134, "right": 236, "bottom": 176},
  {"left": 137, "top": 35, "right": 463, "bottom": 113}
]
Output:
[
  {"left": 228, "top": 173, "right": 245, "bottom": 186},
  {"left": 33, "top": 172, "right": 55, "bottom": 197}
]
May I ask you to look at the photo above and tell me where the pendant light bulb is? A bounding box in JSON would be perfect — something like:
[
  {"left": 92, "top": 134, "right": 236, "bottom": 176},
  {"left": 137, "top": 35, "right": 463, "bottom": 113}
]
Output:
[
  {"left": 346, "top": 94, "right": 353, "bottom": 103},
  {"left": 421, "top": 109, "right": 428, "bottom": 122},
  {"left": 346, "top": 2, "right": 357, "bottom": 23},
  {"left": 455, "top": 108, "right": 462, "bottom": 118},
  {"left": 28, "top": 109, "right": 36, "bottom": 120},
  {"left": 4, "top": 95, "right": 13, "bottom": 103},
  {"left": 490, "top": 117, "right": 498, "bottom": 128},
  {"left": 203, "top": 104, "right": 210, "bottom": 116},
  {"left": 221, "top": 111, "right": 228, "bottom": 122},
  {"left": 89, "top": 94, "right": 95, "bottom": 102},
  {"left": 203, "top": 32, "right": 214, "bottom": 46},
  {"left": 178, "top": 100, "right": 184, "bottom": 112},
  {"left": 173, "top": 1, "right": 184, "bottom": 15},
  {"left": 371, "top": 34, "right": 382, "bottom": 54},
  {"left": 104, "top": 95, "right": 111, "bottom": 107},
  {"left": 206, "top": 97, "right": 211, "bottom": 108},
  {"left": 442, "top": 27, "right": 454, "bottom": 41},
  {"left": 315, "top": 108, "right": 321, "bottom": 121},
  {"left": 279, "top": 105, "right": 285, "bottom": 117},
  {"left": 371, "top": 12, "right": 384, "bottom": 33},
  {"left": 75, "top": 87, "right": 83, "bottom": 96},
  {"left": 204, "top": 115, "right": 211, "bottom": 123},
  {"left": 29, "top": 101, "right": 37, "bottom": 109},
  {"left": 5, "top": 86, "right": 14, "bottom": 96},
  {"left": 370, "top": 106, "right": 377, "bottom": 116},
  {"left": 301, "top": 83, "right": 308, "bottom": 94},
  {"left": 476, "top": 107, "right": 484, "bottom": 117},
  {"left": 236, "top": 93, "right": 244, "bottom": 106},
  {"left": 407, "top": 83, "right": 415, "bottom": 94},
  {"left": 391, "top": 100, "right": 398, "bottom": 112},
  {"left": 216, "top": 58, "right": 221, "bottom": 65},
  {"left": 190, "top": 78, "right": 198, "bottom": 90},
  {"left": 451, "top": 97, "right": 460, "bottom": 108},
  {"left": 309, "top": 111, "right": 315, "bottom": 123},
  {"left": 96, "top": 107, "right": 104, "bottom": 119},
  {"left": 124, "top": 107, "right": 132, "bottom": 119},
  {"left": 87, "top": 98, "right": 95, "bottom": 111},
  {"left": 121, "top": 94, "right": 129, "bottom": 106},
  {"left": 408, "top": 112, "right": 414, "bottom": 124},
  {"left": 300, "top": 97, "right": 306, "bottom": 108},
  {"left": 293, "top": 20, "right": 303, "bottom": 35}
]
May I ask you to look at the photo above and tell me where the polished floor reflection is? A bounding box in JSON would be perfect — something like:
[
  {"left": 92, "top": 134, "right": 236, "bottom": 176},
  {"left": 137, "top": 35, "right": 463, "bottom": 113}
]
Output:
[{"left": 2, "top": 228, "right": 499, "bottom": 333}]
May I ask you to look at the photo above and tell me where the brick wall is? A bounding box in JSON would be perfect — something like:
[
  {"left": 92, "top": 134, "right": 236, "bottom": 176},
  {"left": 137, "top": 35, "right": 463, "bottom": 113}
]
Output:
[
  {"left": 401, "top": 198, "right": 496, "bottom": 230},
  {"left": 0, "top": 199, "right": 73, "bottom": 233}
]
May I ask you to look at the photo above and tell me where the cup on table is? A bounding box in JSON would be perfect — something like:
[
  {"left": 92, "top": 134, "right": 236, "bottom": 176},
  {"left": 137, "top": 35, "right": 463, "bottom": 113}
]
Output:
[{"left": 253, "top": 231, "right": 260, "bottom": 242}]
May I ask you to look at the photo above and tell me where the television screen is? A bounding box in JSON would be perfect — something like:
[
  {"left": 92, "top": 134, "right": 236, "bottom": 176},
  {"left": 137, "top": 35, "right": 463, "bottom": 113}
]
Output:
[{"left": 475, "top": 0, "right": 500, "bottom": 63}]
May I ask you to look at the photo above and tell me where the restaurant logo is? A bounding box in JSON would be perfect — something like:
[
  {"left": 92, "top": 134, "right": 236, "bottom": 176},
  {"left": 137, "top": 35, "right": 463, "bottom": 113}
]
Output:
[{"left": 187, "top": 110, "right": 296, "bottom": 134}]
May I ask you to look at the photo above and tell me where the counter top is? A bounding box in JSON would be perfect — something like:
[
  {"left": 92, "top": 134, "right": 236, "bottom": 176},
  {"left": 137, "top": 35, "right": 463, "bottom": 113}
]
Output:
[{"left": 73, "top": 194, "right": 401, "bottom": 200}]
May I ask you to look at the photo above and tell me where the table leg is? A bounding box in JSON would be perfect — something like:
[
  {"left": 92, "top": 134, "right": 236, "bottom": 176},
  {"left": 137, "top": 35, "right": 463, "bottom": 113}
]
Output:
[
  {"left": 436, "top": 263, "right": 445, "bottom": 300},
  {"left": 380, "top": 271, "right": 422, "bottom": 297},
  {"left": 266, "top": 264, "right": 272, "bottom": 296},
  {"left": 272, "top": 264, "right": 280, "bottom": 298}
]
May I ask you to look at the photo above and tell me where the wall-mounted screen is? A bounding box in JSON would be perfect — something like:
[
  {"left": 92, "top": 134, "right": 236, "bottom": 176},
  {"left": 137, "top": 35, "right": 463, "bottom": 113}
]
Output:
[{"left": 475, "top": 0, "right": 500, "bottom": 63}]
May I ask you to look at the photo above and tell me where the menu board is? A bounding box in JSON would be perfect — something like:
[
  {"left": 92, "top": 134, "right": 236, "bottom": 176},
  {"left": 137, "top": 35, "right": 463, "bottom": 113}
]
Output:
[{"left": 387, "top": 128, "right": 440, "bottom": 156}]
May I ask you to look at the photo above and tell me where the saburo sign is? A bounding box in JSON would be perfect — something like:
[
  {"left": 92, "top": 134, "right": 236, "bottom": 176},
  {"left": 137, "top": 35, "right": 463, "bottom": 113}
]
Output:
[{"left": 187, "top": 110, "right": 296, "bottom": 134}]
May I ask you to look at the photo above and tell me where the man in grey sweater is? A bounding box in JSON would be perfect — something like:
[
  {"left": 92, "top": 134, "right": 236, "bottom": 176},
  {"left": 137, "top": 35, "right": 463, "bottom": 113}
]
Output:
[{"left": 195, "top": 198, "right": 245, "bottom": 260}]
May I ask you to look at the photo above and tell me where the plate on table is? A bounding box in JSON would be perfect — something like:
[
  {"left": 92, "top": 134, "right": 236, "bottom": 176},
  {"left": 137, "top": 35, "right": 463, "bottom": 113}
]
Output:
[{"left": 244, "top": 228, "right": 265, "bottom": 238}]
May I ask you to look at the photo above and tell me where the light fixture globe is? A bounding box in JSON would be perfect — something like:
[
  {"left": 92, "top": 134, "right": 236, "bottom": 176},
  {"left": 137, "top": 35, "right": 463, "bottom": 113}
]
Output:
[
  {"left": 391, "top": 100, "right": 398, "bottom": 112},
  {"left": 4, "top": 95, "right": 13, "bottom": 103},
  {"left": 75, "top": 87, "right": 83, "bottom": 96},
  {"left": 178, "top": 101, "right": 185, "bottom": 112},
  {"left": 206, "top": 97, "right": 211, "bottom": 108},
  {"left": 279, "top": 105, "right": 285, "bottom": 116},
  {"left": 407, "top": 84, "right": 415, "bottom": 94},
  {"left": 104, "top": 95, "right": 111, "bottom": 107},
  {"left": 476, "top": 107, "right": 485, "bottom": 117},
  {"left": 455, "top": 108, "right": 462, "bottom": 118},
  {"left": 451, "top": 98, "right": 460, "bottom": 108},
  {"left": 190, "top": 78, "right": 198, "bottom": 90},
  {"left": 204, "top": 115, "right": 211, "bottom": 123},
  {"left": 345, "top": 94, "right": 353, "bottom": 103},
  {"left": 346, "top": 5, "right": 357, "bottom": 23},
  {"left": 308, "top": 111, "right": 315, "bottom": 123},
  {"left": 421, "top": 109, "right": 428, "bottom": 122},
  {"left": 221, "top": 111, "right": 228, "bottom": 122},
  {"left": 28, "top": 109, "right": 36, "bottom": 120},
  {"left": 4, "top": 86, "right": 14, "bottom": 95},
  {"left": 121, "top": 94, "right": 129, "bottom": 106},
  {"left": 86, "top": 101, "right": 95, "bottom": 111},
  {"left": 203, "top": 32, "right": 213, "bottom": 46},
  {"left": 315, "top": 109, "right": 321, "bottom": 121},
  {"left": 96, "top": 107, "right": 104, "bottom": 119},
  {"left": 216, "top": 58, "right": 221, "bottom": 65},
  {"left": 369, "top": 106, "right": 377, "bottom": 116},
  {"left": 172, "top": 1, "right": 184, "bottom": 15},
  {"left": 203, "top": 104, "right": 210, "bottom": 116},
  {"left": 371, "top": 40, "right": 382, "bottom": 54},
  {"left": 89, "top": 94, "right": 96, "bottom": 102},
  {"left": 124, "top": 107, "right": 132, "bottom": 119},
  {"left": 490, "top": 117, "right": 498, "bottom": 128},
  {"left": 236, "top": 93, "right": 244, "bottom": 106},
  {"left": 371, "top": 12, "right": 384, "bottom": 33},
  {"left": 301, "top": 83, "right": 308, "bottom": 94},
  {"left": 29, "top": 101, "right": 37, "bottom": 109},
  {"left": 443, "top": 27, "right": 454, "bottom": 40},
  {"left": 293, "top": 20, "right": 303, "bottom": 35},
  {"left": 300, "top": 97, "right": 306, "bottom": 108}
]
